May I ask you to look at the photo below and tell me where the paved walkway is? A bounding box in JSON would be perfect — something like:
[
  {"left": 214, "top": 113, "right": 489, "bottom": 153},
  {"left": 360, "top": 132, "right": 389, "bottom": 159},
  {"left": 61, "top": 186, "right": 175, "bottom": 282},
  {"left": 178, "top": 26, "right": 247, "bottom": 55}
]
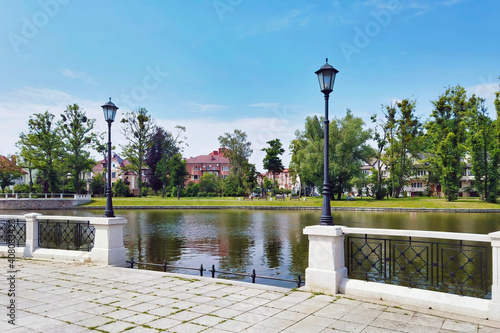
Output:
[{"left": 2, "top": 259, "right": 500, "bottom": 333}]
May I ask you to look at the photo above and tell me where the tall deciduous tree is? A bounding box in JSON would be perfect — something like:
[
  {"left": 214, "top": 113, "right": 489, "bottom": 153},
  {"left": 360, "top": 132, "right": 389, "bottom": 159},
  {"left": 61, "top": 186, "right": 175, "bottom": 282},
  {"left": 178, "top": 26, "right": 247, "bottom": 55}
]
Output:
[
  {"left": 218, "top": 129, "right": 253, "bottom": 188},
  {"left": 425, "top": 85, "right": 468, "bottom": 201},
  {"left": 262, "top": 139, "right": 285, "bottom": 193},
  {"left": 466, "top": 94, "right": 500, "bottom": 202},
  {"left": 289, "top": 116, "right": 324, "bottom": 191},
  {"left": 382, "top": 100, "right": 422, "bottom": 198},
  {"left": 165, "top": 153, "right": 189, "bottom": 200},
  {"left": 59, "top": 104, "right": 96, "bottom": 194},
  {"left": 121, "top": 107, "right": 155, "bottom": 197},
  {"left": 0, "top": 156, "right": 23, "bottom": 193},
  {"left": 17, "top": 111, "right": 63, "bottom": 193},
  {"left": 330, "top": 110, "right": 374, "bottom": 199},
  {"left": 146, "top": 127, "right": 177, "bottom": 194}
]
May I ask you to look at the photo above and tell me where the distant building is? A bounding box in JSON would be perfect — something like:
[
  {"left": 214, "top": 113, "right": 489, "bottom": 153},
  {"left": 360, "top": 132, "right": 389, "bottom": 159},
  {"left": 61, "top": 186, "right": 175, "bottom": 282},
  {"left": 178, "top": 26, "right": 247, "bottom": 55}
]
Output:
[
  {"left": 185, "top": 148, "right": 231, "bottom": 184},
  {"left": 257, "top": 169, "right": 300, "bottom": 193},
  {"left": 92, "top": 153, "right": 147, "bottom": 195}
]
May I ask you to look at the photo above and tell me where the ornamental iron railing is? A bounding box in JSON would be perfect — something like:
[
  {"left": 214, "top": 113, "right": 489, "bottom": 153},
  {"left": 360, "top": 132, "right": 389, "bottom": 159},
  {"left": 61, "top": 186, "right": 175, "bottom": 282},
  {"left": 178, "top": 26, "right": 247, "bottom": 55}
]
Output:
[
  {"left": 38, "top": 220, "right": 95, "bottom": 251},
  {"left": 346, "top": 235, "right": 490, "bottom": 299},
  {"left": 0, "top": 218, "right": 26, "bottom": 246},
  {"left": 126, "top": 258, "right": 304, "bottom": 288}
]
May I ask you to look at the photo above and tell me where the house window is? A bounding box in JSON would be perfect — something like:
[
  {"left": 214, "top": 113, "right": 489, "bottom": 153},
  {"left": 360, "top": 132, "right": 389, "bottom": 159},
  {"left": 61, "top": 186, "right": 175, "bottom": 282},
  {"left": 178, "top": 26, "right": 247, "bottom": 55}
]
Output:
[
  {"left": 192, "top": 175, "right": 199, "bottom": 180},
  {"left": 112, "top": 172, "right": 116, "bottom": 178},
  {"left": 417, "top": 170, "right": 426, "bottom": 177},
  {"left": 361, "top": 170, "right": 370, "bottom": 175},
  {"left": 194, "top": 166, "right": 198, "bottom": 171},
  {"left": 212, "top": 166, "right": 216, "bottom": 170},
  {"left": 222, "top": 166, "right": 230, "bottom": 172},
  {"left": 412, "top": 182, "right": 423, "bottom": 188}
]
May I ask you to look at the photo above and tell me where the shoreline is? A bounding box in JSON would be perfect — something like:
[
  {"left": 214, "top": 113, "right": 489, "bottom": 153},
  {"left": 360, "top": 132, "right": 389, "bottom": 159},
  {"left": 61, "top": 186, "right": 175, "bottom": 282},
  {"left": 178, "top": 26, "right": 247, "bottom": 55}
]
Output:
[{"left": 74, "top": 205, "right": 500, "bottom": 213}]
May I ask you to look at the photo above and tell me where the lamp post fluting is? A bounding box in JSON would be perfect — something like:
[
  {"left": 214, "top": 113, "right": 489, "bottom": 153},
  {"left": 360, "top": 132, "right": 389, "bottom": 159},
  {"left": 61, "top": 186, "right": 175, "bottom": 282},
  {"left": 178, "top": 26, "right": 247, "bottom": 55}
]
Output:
[
  {"left": 102, "top": 98, "right": 118, "bottom": 218},
  {"left": 315, "top": 58, "right": 339, "bottom": 226}
]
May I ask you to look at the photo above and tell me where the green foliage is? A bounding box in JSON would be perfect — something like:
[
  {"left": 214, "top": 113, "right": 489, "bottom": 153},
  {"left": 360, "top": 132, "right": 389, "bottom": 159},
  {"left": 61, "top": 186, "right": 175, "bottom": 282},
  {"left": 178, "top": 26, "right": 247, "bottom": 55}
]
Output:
[
  {"left": 160, "top": 153, "right": 189, "bottom": 199},
  {"left": 200, "top": 173, "right": 218, "bottom": 193},
  {"left": 290, "top": 116, "right": 324, "bottom": 190},
  {"left": 262, "top": 139, "right": 285, "bottom": 193},
  {"left": 90, "top": 173, "right": 105, "bottom": 196},
  {"left": 218, "top": 129, "right": 253, "bottom": 189},
  {"left": 263, "top": 177, "right": 272, "bottom": 190},
  {"left": 425, "top": 85, "right": 469, "bottom": 201},
  {"left": 381, "top": 100, "right": 422, "bottom": 198},
  {"left": 145, "top": 126, "right": 181, "bottom": 194},
  {"left": 465, "top": 95, "right": 500, "bottom": 202},
  {"left": 17, "top": 111, "right": 63, "bottom": 193},
  {"left": 113, "top": 179, "right": 129, "bottom": 197},
  {"left": 186, "top": 182, "right": 200, "bottom": 197},
  {"left": 329, "top": 110, "right": 375, "bottom": 199},
  {"left": 141, "top": 186, "right": 151, "bottom": 197},
  {"left": 121, "top": 107, "right": 155, "bottom": 197},
  {"left": 0, "top": 156, "right": 23, "bottom": 193},
  {"left": 59, "top": 104, "right": 96, "bottom": 194}
]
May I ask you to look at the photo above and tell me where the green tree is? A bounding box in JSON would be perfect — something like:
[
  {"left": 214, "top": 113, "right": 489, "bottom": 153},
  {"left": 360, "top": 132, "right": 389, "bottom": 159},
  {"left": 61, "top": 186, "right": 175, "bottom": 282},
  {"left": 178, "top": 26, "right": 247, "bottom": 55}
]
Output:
[
  {"left": 0, "top": 156, "right": 23, "bottom": 193},
  {"left": 370, "top": 113, "right": 387, "bottom": 199},
  {"left": 121, "top": 107, "right": 155, "bottom": 197},
  {"left": 330, "top": 110, "right": 375, "bottom": 199},
  {"left": 113, "top": 178, "right": 129, "bottom": 197},
  {"left": 382, "top": 100, "right": 422, "bottom": 198},
  {"left": 16, "top": 111, "right": 63, "bottom": 193},
  {"left": 261, "top": 139, "right": 285, "bottom": 194},
  {"left": 158, "top": 153, "right": 189, "bottom": 200},
  {"left": 218, "top": 129, "right": 253, "bottom": 188},
  {"left": 59, "top": 104, "right": 96, "bottom": 194},
  {"left": 145, "top": 126, "right": 180, "bottom": 194},
  {"left": 425, "top": 85, "right": 469, "bottom": 201},
  {"left": 289, "top": 116, "right": 324, "bottom": 191},
  {"left": 466, "top": 93, "right": 500, "bottom": 202},
  {"left": 200, "top": 172, "right": 219, "bottom": 194},
  {"left": 90, "top": 173, "right": 105, "bottom": 196}
]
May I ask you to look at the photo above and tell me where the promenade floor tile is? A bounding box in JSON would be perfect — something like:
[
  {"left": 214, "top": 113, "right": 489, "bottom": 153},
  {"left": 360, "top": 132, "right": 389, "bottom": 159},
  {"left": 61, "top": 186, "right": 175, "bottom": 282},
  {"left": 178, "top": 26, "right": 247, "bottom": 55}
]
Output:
[{"left": 1, "top": 259, "right": 500, "bottom": 332}]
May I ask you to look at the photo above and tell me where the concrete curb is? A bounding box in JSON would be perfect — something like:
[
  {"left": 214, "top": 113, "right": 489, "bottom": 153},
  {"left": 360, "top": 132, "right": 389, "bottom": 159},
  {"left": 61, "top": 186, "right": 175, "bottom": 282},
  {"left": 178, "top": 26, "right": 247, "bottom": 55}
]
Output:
[{"left": 74, "top": 205, "right": 500, "bottom": 213}]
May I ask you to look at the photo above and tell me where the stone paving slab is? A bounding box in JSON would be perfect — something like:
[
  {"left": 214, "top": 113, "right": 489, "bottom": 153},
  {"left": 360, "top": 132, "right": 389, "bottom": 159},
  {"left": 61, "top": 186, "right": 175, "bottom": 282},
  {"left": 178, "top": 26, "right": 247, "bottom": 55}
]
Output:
[{"left": 2, "top": 259, "right": 500, "bottom": 332}]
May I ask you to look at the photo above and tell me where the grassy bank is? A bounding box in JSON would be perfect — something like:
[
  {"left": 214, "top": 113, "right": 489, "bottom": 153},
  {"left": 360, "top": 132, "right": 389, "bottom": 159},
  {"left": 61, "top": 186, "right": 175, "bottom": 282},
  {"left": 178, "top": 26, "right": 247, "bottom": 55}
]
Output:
[{"left": 82, "top": 196, "right": 500, "bottom": 209}]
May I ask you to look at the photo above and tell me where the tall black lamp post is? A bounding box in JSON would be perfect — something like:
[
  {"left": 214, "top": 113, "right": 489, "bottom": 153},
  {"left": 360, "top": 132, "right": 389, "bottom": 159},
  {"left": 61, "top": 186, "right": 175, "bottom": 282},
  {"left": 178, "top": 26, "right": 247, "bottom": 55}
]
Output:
[
  {"left": 102, "top": 98, "right": 118, "bottom": 218},
  {"left": 315, "top": 58, "right": 339, "bottom": 226}
]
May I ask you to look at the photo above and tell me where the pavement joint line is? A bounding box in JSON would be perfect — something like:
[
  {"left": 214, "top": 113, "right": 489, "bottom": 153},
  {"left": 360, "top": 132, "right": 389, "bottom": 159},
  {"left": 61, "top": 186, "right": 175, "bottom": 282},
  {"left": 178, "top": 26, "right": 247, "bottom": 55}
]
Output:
[{"left": 4, "top": 258, "right": 500, "bottom": 332}]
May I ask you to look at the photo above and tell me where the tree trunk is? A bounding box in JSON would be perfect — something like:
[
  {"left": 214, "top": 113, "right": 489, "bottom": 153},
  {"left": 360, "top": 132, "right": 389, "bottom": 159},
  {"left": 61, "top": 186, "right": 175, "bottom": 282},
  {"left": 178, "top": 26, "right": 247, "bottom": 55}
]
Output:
[{"left": 177, "top": 187, "right": 180, "bottom": 200}]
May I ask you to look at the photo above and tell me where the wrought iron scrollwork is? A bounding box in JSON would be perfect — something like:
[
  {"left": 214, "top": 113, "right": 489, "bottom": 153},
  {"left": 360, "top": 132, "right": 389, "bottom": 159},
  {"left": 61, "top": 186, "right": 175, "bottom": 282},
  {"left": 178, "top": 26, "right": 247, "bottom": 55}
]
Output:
[{"left": 346, "top": 235, "right": 490, "bottom": 299}]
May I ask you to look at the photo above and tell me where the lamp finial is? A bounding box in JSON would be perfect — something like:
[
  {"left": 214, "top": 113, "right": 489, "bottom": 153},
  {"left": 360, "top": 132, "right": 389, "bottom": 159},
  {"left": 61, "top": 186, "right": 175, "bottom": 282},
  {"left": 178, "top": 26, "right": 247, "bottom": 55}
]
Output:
[{"left": 326, "top": 58, "right": 328, "bottom": 63}]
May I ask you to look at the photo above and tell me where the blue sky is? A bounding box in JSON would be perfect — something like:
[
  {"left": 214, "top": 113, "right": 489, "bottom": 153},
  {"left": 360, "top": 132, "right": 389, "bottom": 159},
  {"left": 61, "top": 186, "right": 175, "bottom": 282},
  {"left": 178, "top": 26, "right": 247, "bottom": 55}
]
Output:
[{"left": 1, "top": 0, "right": 498, "bottom": 170}]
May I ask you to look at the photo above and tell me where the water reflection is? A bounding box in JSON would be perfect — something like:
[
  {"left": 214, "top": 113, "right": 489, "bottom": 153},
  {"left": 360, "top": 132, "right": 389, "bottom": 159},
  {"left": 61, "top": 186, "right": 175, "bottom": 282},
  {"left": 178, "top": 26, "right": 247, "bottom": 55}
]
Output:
[{"left": 2, "top": 208, "right": 500, "bottom": 287}]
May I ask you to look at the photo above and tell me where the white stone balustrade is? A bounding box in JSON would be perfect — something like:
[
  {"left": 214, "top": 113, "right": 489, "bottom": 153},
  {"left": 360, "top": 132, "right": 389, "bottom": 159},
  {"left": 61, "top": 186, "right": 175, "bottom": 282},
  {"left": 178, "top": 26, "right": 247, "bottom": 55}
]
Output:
[
  {"left": 304, "top": 225, "right": 500, "bottom": 320},
  {"left": 0, "top": 213, "right": 127, "bottom": 266}
]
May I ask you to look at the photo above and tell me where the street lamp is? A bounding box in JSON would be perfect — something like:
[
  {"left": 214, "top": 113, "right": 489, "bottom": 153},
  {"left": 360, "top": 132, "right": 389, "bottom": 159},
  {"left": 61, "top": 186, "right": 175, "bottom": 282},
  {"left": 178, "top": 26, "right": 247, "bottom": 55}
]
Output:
[
  {"left": 315, "top": 58, "right": 339, "bottom": 226},
  {"left": 102, "top": 97, "right": 118, "bottom": 218}
]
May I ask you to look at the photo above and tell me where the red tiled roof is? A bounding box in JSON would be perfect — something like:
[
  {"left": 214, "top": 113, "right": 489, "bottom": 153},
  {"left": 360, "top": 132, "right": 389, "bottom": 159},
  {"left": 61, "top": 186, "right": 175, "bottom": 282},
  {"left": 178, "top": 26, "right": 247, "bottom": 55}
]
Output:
[
  {"left": 186, "top": 154, "right": 230, "bottom": 164},
  {"left": 0, "top": 155, "right": 27, "bottom": 174}
]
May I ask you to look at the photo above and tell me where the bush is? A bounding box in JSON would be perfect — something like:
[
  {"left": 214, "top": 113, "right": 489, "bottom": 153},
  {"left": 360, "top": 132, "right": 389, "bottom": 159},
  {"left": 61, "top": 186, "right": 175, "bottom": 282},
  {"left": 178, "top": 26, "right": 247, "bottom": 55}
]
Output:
[
  {"left": 423, "top": 186, "right": 433, "bottom": 197},
  {"left": 113, "top": 179, "right": 129, "bottom": 197},
  {"left": 141, "top": 186, "right": 151, "bottom": 197}
]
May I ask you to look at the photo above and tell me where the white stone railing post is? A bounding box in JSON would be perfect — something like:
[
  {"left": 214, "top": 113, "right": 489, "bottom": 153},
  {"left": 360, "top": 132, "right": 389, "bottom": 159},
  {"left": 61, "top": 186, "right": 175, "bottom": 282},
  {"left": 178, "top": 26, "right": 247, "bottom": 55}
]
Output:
[
  {"left": 303, "top": 225, "right": 347, "bottom": 295},
  {"left": 23, "top": 213, "right": 41, "bottom": 257},
  {"left": 489, "top": 231, "right": 500, "bottom": 318},
  {"left": 90, "top": 217, "right": 127, "bottom": 266}
]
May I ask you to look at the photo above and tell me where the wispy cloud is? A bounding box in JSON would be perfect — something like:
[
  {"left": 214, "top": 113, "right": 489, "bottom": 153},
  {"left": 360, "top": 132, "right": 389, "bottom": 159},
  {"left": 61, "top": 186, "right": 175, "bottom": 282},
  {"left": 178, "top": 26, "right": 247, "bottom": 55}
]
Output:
[
  {"left": 239, "top": 8, "right": 310, "bottom": 38},
  {"left": 442, "top": 0, "right": 469, "bottom": 6},
  {"left": 186, "top": 102, "right": 227, "bottom": 112},
  {"left": 62, "top": 69, "right": 98, "bottom": 85},
  {"left": 248, "top": 103, "right": 280, "bottom": 108}
]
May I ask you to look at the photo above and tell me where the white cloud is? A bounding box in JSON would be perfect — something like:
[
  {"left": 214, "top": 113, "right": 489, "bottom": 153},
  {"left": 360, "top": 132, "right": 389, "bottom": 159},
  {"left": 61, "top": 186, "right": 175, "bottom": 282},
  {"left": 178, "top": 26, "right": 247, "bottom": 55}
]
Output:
[
  {"left": 248, "top": 102, "right": 280, "bottom": 108},
  {"left": 0, "top": 87, "right": 108, "bottom": 157},
  {"left": 62, "top": 69, "right": 98, "bottom": 85},
  {"left": 186, "top": 102, "right": 227, "bottom": 112},
  {"left": 0, "top": 87, "right": 303, "bottom": 171}
]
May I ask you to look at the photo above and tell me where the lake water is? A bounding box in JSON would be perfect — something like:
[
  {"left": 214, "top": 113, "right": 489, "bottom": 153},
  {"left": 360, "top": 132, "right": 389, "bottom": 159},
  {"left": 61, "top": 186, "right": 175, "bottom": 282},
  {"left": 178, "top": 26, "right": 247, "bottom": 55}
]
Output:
[{"left": 3, "top": 208, "right": 500, "bottom": 288}]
